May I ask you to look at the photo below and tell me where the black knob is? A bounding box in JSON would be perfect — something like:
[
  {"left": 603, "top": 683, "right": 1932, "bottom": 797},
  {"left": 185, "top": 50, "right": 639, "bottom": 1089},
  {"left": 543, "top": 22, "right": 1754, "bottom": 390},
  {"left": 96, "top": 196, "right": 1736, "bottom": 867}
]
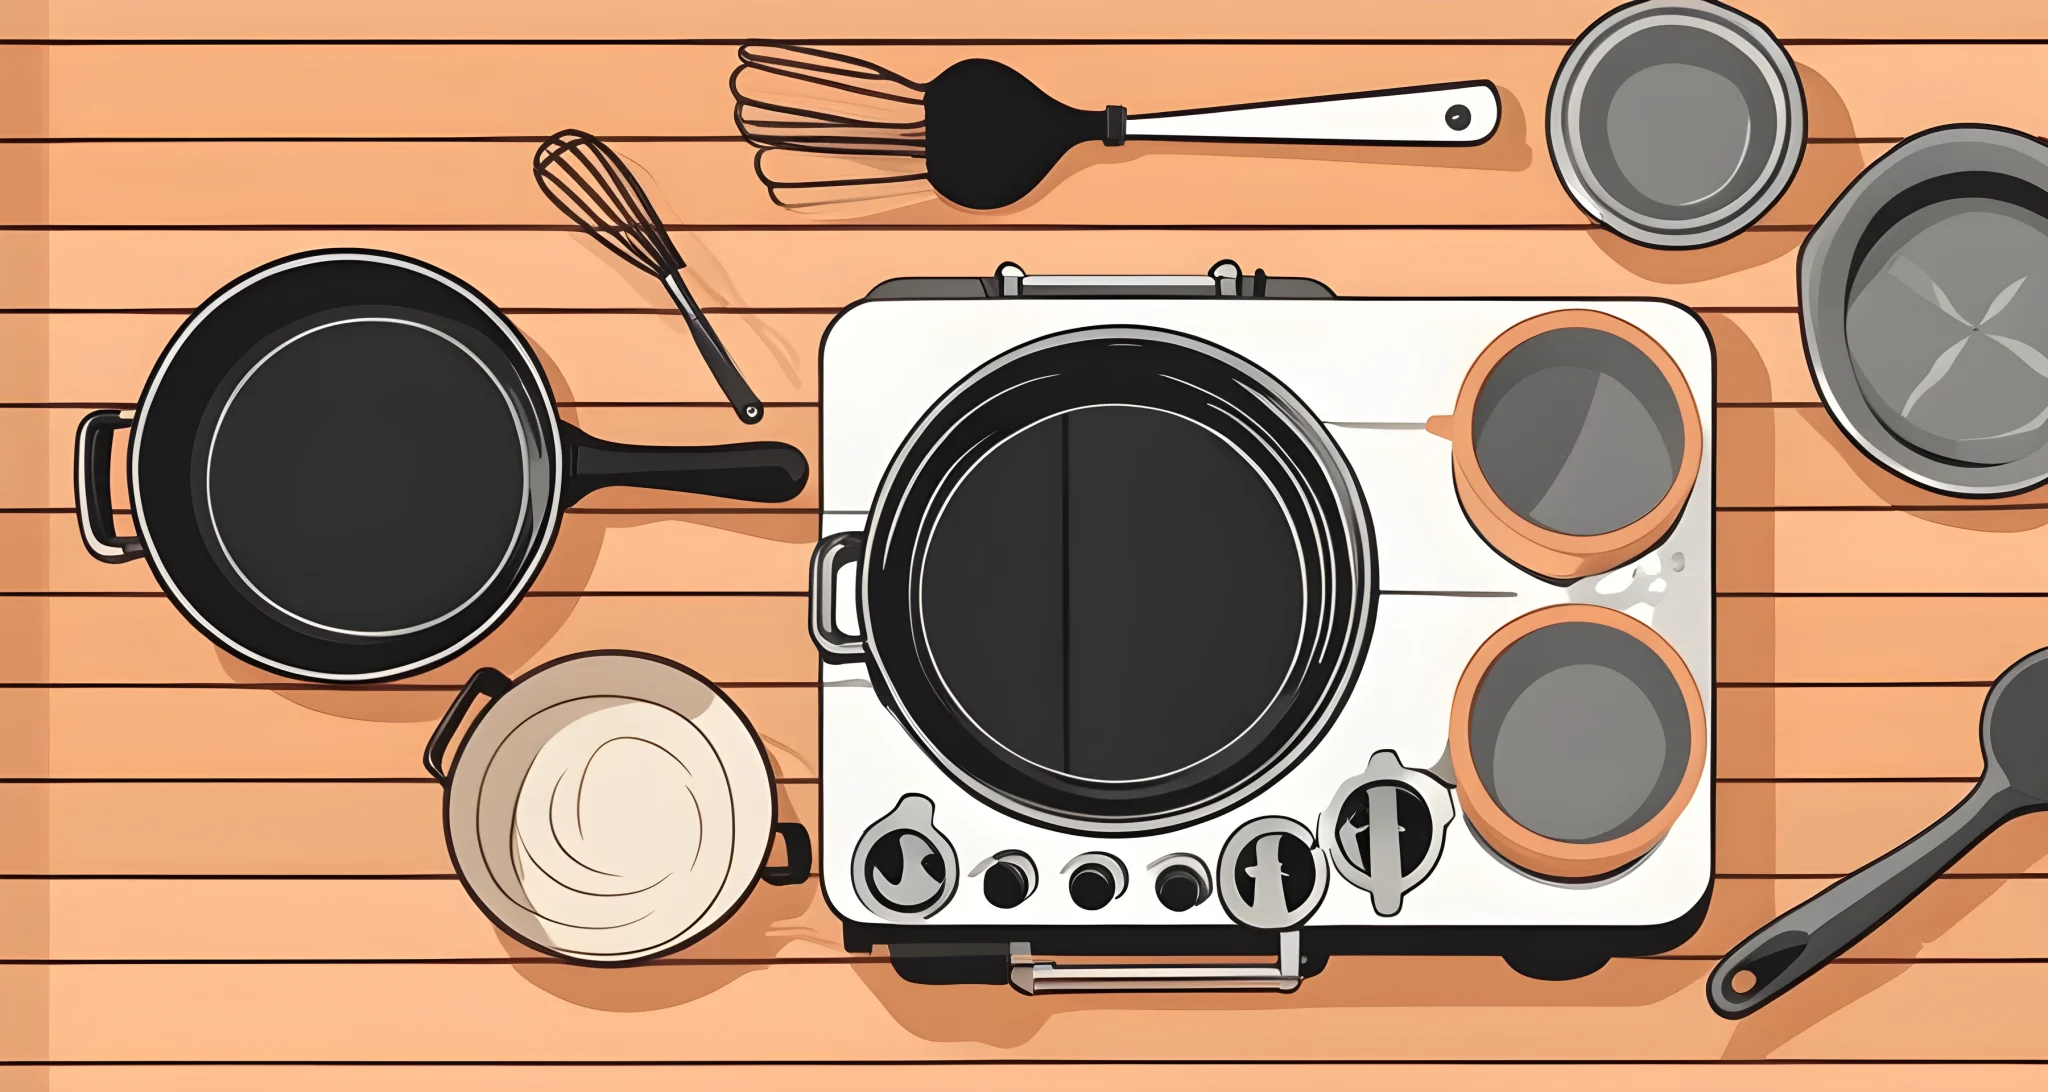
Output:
[
  {"left": 1069, "top": 862, "right": 1118, "bottom": 910},
  {"left": 982, "top": 857, "right": 1032, "bottom": 909},
  {"left": 1155, "top": 863, "right": 1211, "bottom": 912}
]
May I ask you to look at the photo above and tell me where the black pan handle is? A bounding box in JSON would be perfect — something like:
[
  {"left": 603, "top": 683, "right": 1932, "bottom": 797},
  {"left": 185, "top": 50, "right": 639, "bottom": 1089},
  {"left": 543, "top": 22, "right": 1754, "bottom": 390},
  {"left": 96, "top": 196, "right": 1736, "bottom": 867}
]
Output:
[
  {"left": 424, "top": 667, "right": 512, "bottom": 784},
  {"left": 1707, "top": 778, "right": 2025, "bottom": 1018},
  {"left": 74, "top": 410, "right": 144, "bottom": 563},
  {"left": 761, "top": 822, "right": 812, "bottom": 885},
  {"left": 559, "top": 422, "right": 806, "bottom": 505}
]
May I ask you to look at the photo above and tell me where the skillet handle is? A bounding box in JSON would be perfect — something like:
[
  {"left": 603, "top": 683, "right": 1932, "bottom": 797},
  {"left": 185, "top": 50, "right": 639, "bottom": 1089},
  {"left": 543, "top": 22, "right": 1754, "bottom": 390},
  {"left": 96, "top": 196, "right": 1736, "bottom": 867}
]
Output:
[
  {"left": 75, "top": 410, "right": 144, "bottom": 563},
  {"left": 761, "top": 822, "right": 812, "bottom": 885},
  {"left": 1707, "top": 778, "right": 2022, "bottom": 1018},
  {"left": 424, "top": 667, "right": 512, "bottom": 784},
  {"left": 809, "top": 531, "right": 867, "bottom": 664},
  {"left": 558, "top": 422, "right": 806, "bottom": 505}
]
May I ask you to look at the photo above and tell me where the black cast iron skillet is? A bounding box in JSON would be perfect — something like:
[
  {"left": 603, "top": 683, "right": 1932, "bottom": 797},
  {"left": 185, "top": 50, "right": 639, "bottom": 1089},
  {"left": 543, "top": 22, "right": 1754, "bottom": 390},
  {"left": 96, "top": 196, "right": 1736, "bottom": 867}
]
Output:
[{"left": 76, "top": 249, "right": 807, "bottom": 683}]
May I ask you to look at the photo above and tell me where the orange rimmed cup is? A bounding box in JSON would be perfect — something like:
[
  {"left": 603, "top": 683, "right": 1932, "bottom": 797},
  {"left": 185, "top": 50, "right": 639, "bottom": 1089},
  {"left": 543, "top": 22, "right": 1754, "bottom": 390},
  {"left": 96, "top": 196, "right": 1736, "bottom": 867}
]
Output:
[
  {"left": 1449, "top": 603, "right": 1706, "bottom": 879},
  {"left": 1426, "top": 310, "right": 1701, "bottom": 581}
]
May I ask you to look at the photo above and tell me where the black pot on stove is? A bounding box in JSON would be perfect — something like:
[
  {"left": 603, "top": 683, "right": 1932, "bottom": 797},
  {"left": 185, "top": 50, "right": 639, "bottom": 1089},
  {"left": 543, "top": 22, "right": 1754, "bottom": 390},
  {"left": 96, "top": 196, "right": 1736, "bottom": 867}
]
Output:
[{"left": 809, "top": 327, "right": 1374, "bottom": 833}]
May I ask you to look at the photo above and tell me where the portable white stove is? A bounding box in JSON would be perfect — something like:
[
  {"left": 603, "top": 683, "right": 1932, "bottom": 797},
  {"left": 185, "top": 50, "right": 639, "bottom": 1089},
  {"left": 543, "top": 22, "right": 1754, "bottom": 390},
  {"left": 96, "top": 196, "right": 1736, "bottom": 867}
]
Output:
[{"left": 812, "top": 262, "right": 1714, "bottom": 991}]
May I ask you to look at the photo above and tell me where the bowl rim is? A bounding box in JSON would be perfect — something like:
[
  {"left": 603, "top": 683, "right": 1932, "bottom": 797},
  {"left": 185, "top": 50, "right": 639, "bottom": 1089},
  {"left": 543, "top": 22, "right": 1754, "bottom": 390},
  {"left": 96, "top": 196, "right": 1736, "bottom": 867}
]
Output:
[{"left": 1548, "top": 0, "right": 1807, "bottom": 249}]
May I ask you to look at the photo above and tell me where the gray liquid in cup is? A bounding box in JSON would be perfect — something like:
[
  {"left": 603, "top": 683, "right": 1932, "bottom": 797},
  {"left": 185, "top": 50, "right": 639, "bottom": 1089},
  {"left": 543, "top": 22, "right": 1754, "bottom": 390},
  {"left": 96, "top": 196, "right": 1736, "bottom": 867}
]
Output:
[
  {"left": 1607, "top": 62, "right": 1753, "bottom": 208},
  {"left": 1471, "top": 326, "right": 1687, "bottom": 537},
  {"left": 1468, "top": 621, "right": 1693, "bottom": 847}
]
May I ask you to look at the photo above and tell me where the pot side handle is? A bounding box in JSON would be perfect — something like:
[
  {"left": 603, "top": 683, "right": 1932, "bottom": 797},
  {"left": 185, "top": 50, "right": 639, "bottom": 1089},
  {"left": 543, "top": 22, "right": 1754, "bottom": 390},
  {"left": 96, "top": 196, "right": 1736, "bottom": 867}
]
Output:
[
  {"left": 75, "top": 410, "right": 144, "bottom": 562},
  {"left": 761, "top": 822, "right": 813, "bottom": 886},
  {"left": 424, "top": 667, "right": 512, "bottom": 784},
  {"left": 809, "top": 530, "right": 867, "bottom": 664}
]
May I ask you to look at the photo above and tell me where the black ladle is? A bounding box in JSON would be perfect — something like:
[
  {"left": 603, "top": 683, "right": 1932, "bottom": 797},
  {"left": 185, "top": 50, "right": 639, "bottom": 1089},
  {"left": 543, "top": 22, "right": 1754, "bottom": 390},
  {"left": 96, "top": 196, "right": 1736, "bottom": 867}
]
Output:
[{"left": 1708, "top": 648, "right": 2048, "bottom": 1018}]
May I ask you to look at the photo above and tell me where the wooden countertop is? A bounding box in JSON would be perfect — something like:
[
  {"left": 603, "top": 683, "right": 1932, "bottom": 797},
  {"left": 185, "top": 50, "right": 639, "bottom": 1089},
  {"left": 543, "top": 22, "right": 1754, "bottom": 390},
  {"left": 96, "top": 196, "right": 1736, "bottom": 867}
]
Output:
[{"left": 7, "top": 1, "right": 2048, "bottom": 1086}]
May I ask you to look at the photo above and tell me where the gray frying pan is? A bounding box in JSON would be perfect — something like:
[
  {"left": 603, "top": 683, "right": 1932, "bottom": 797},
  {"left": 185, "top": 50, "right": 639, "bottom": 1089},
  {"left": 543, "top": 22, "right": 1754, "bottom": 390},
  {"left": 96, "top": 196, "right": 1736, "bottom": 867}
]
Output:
[
  {"left": 1709, "top": 648, "right": 2048, "bottom": 1017},
  {"left": 1803, "top": 125, "right": 2048, "bottom": 495}
]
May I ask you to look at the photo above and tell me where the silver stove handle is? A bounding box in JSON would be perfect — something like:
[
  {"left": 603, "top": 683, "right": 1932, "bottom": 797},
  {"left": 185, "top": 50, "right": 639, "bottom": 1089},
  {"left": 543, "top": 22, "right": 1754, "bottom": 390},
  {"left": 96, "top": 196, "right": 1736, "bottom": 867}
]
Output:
[
  {"left": 996, "top": 260, "right": 1252, "bottom": 298},
  {"left": 1007, "top": 932, "right": 1302, "bottom": 994},
  {"left": 809, "top": 530, "right": 867, "bottom": 664}
]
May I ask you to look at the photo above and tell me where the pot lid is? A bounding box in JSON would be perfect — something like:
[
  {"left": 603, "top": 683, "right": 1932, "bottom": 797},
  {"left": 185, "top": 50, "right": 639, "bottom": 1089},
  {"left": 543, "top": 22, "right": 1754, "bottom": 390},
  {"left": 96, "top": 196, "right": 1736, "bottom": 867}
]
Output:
[
  {"left": 443, "top": 652, "right": 776, "bottom": 963},
  {"left": 1804, "top": 125, "right": 2048, "bottom": 495}
]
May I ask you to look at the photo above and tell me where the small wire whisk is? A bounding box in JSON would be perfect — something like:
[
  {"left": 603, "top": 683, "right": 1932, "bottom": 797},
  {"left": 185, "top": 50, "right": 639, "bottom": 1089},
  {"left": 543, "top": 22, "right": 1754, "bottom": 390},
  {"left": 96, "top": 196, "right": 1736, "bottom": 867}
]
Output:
[
  {"left": 731, "top": 43, "right": 931, "bottom": 209},
  {"left": 534, "top": 129, "right": 764, "bottom": 423}
]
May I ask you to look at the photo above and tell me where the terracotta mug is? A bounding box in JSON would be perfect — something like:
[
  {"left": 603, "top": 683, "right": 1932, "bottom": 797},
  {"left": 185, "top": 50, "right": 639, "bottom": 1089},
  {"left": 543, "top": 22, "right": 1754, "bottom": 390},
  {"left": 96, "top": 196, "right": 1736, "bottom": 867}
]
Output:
[
  {"left": 1449, "top": 603, "right": 1706, "bottom": 879},
  {"left": 1427, "top": 309, "right": 1701, "bottom": 581}
]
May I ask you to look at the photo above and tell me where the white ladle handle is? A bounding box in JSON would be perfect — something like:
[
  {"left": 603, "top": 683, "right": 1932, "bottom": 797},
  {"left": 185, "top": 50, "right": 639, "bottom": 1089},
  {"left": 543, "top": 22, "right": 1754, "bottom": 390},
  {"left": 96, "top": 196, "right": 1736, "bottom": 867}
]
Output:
[{"left": 1120, "top": 80, "right": 1499, "bottom": 146}]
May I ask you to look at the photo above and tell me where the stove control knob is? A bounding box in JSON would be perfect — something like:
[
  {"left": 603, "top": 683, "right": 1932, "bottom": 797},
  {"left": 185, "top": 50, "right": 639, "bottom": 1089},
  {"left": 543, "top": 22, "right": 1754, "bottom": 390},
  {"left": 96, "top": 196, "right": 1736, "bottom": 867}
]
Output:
[
  {"left": 1320, "top": 749, "right": 1455, "bottom": 917},
  {"left": 1218, "top": 815, "right": 1328, "bottom": 930},
  {"left": 852, "top": 795, "right": 958, "bottom": 923},
  {"left": 972, "top": 851, "right": 1037, "bottom": 909},
  {"left": 1064, "top": 853, "right": 1127, "bottom": 911},
  {"left": 1151, "top": 854, "right": 1212, "bottom": 912}
]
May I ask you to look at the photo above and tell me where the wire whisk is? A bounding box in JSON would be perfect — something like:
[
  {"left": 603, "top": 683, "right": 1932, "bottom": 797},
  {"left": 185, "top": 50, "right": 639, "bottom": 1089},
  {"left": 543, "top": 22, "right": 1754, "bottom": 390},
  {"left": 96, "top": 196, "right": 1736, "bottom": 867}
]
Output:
[
  {"left": 731, "top": 42, "right": 931, "bottom": 208},
  {"left": 534, "top": 129, "right": 764, "bottom": 422}
]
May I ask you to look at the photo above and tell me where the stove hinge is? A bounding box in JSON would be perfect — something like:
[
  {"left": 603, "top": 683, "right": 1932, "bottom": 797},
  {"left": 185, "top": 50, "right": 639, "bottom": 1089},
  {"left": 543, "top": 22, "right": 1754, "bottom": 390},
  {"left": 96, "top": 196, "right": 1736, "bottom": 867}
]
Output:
[{"left": 1006, "top": 930, "right": 1303, "bottom": 994}]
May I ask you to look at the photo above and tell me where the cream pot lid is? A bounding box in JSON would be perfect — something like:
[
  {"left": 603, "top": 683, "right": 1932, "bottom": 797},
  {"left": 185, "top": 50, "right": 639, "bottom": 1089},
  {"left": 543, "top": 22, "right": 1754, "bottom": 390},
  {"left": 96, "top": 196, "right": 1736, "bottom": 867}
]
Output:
[{"left": 439, "top": 652, "right": 777, "bottom": 963}]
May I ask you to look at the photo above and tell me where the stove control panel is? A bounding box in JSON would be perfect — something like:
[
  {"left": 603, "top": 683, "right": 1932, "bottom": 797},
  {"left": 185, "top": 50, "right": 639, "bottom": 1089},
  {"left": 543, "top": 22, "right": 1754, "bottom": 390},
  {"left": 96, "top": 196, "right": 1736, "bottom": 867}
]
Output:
[{"left": 853, "top": 794, "right": 958, "bottom": 922}]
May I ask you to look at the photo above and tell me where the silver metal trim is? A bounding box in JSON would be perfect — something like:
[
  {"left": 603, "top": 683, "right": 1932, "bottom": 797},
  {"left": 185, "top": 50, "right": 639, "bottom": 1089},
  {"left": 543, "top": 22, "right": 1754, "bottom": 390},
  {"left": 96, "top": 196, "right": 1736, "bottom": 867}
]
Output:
[
  {"left": 992, "top": 261, "right": 1250, "bottom": 297},
  {"left": 1008, "top": 931, "right": 1301, "bottom": 994}
]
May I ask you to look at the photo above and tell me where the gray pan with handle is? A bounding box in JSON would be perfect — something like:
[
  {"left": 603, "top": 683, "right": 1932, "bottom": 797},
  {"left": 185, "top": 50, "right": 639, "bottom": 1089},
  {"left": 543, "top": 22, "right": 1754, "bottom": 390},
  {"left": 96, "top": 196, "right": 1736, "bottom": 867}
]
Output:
[{"left": 1707, "top": 648, "right": 2048, "bottom": 1017}]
